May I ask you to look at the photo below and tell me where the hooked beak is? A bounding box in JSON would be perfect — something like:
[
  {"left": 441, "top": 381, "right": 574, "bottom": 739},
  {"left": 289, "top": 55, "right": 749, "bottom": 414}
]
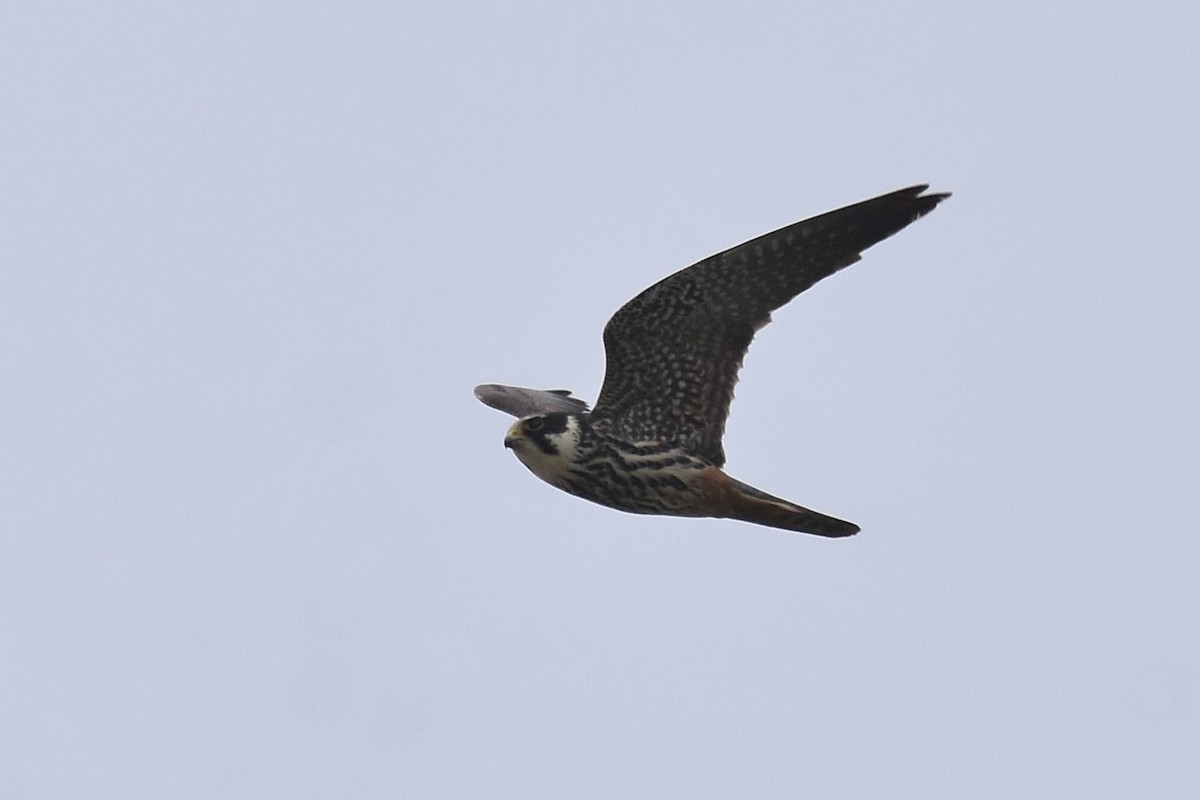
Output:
[{"left": 504, "top": 422, "right": 523, "bottom": 449}]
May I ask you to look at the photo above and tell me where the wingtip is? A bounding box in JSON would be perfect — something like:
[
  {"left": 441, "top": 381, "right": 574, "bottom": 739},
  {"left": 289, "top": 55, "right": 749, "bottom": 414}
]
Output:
[
  {"left": 473, "top": 383, "right": 592, "bottom": 417},
  {"left": 914, "top": 184, "right": 952, "bottom": 203},
  {"left": 827, "top": 520, "right": 861, "bottom": 538}
]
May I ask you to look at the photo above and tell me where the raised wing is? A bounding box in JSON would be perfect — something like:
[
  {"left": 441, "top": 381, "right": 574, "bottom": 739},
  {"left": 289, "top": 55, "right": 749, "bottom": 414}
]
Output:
[
  {"left": 591, "top": 185, "right": 949, "bottom": 466},
  {"left": 474, "top": 383, "right": 591, "bottom": 418}
]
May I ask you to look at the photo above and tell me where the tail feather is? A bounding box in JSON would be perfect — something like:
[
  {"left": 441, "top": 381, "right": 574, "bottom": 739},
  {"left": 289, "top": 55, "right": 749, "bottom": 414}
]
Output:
[{"left": 724, "top": 476, "right": 860, "bottom": 538}]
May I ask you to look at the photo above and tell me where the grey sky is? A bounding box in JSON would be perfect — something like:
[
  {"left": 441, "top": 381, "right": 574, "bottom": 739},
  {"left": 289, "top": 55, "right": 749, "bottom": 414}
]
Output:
[{"left": 3, "top": 1, "right": 1198, "bottom": 797}]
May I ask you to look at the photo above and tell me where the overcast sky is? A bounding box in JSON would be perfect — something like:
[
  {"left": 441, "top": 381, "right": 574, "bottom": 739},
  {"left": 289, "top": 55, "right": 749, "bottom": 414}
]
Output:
[{"left": 3, "top": 1, "right": 1198, "bottom": 797}]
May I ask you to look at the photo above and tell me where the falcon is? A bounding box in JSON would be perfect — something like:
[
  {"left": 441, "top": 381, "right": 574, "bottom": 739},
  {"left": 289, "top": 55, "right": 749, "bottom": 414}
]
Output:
[{"left": 476, "top": 185, "right": 949, "bottom": 537}]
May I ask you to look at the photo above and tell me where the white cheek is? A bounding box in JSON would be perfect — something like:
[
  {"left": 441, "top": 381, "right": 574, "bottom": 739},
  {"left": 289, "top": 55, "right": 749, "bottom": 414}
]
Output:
[
  {"left": 553, "top": 417, "right": 582, "bottom": 460},
  {"left": 512, "top": 417, "right": 582, "bottom": 484}
]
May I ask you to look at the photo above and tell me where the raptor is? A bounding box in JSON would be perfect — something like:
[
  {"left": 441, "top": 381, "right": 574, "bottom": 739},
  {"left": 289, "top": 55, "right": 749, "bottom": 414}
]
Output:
[{"left": 476, "top": 185, "right": 949, "bottom": 537}]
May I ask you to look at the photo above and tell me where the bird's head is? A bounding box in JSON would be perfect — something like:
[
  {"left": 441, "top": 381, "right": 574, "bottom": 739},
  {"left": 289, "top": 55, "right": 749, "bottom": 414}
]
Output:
[{"left": 504, "top": 412, "right": 583, "bottom": 484}]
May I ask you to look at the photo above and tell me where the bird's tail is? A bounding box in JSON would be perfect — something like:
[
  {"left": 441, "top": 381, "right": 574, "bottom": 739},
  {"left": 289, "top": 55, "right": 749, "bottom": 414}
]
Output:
[{"left": 723, "top": 476, "right": 860, "bottom": 538}]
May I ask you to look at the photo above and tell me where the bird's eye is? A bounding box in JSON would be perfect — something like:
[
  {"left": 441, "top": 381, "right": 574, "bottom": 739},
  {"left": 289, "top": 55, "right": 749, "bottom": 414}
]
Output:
[{"left": 525, "top": 417, "right": 544, "bottom": 431}]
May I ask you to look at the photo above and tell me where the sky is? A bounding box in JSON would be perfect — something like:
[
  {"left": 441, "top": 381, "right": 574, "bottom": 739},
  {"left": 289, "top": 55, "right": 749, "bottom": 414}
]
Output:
[{"left": 3, "top": 1, "right": 1198, "bottom": 797}]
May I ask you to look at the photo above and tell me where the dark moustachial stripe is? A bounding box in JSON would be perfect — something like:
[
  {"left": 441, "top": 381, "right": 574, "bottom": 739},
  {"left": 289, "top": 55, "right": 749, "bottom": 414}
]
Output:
[
  {"left": 529, "top": 431, "right": 558, "bottom": 455},
  {"left": 528, "top": 413, "right": 573, "bottom": 455}
]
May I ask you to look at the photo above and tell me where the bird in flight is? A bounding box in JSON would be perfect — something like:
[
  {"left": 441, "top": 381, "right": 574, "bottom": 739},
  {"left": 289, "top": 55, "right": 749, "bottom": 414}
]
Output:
[{"left": 476, "top": 185, "right": 949, "bottom": 537}]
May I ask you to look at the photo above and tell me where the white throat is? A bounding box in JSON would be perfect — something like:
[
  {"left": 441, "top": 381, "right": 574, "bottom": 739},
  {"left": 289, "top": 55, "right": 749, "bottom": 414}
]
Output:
[{"left": 512, "top": 415, "right": 583, "bottom": 488}]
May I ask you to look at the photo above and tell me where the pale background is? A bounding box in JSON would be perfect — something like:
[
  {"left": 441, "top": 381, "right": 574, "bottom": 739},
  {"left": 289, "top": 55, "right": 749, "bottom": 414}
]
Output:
[{"left": 3, "top": 1, "right": 1198, "bottom": 797}]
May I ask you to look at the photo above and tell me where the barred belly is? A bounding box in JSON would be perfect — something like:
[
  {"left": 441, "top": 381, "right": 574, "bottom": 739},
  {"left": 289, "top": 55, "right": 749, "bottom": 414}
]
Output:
[{"left": 556, "top": 442, "right": 715, "bottom": 516}]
